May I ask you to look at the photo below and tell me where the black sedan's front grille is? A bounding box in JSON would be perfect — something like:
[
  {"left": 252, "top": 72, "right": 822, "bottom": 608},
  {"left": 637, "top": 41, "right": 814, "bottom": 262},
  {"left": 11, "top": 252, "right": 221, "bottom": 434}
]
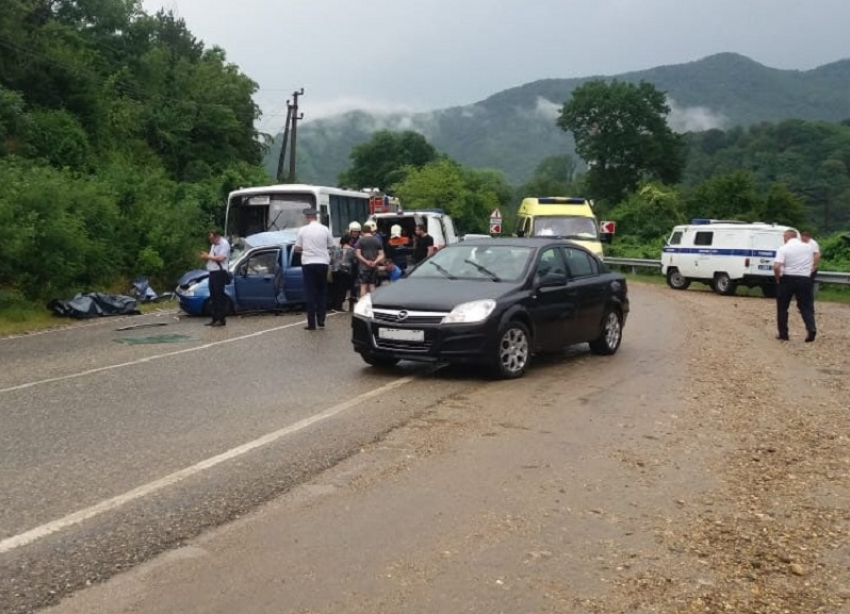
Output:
[
  {"left": 373, "top": 309, "right": 448, "bottom": 326},
  {"left": 372, "top": 337, "right": 434, "bottom": 352}
]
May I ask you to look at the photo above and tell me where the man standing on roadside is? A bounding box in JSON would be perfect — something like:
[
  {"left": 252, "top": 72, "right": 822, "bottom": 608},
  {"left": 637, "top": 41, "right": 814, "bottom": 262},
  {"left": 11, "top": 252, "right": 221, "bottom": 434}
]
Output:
[
  {"left": 200, "top": 229, "right": 230, "bottom": 327},
  {"left": 355, "top": 221, "right": 384, "bottom": 297},
  {"left": 295, "top": 208, "right": 334, "bottom": 330},
  {"left": 412, "top": 223, "right": 435, "bottom": 264},
  {"left": 801, "top": 231, "right": 821, "bottom": 281},
  {"left": 773, "top": 229, "right": 816, "bottom": 342}
]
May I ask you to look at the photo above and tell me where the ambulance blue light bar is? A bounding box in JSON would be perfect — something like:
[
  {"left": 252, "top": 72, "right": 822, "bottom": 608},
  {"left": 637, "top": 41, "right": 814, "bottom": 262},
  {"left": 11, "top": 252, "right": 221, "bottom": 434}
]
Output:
[{"left": 690, "top": 218, "right": 750, "bottom": 225}]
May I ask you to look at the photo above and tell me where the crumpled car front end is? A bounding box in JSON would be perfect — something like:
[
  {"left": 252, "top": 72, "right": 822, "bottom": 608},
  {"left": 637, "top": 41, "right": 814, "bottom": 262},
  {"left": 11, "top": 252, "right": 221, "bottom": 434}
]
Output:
[{"left": 176, "top": 271, "right": 211, "bottom": 316}]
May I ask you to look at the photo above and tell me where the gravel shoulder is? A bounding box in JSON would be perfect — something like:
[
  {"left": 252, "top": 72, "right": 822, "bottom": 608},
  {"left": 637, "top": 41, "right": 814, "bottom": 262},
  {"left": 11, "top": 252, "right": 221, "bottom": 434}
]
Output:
[
  {"left": 608, "top": 286, "right": 850, "bottom": 613},
  {"left": 40, "top": 284, "right": 850, "bottom": 614}
]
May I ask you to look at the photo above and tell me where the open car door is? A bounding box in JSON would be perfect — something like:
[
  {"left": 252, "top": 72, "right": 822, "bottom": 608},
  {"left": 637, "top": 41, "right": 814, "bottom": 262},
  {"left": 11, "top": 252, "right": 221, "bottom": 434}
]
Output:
[{"left": 232, "top": 248, "right": 281, "bottom": 311}]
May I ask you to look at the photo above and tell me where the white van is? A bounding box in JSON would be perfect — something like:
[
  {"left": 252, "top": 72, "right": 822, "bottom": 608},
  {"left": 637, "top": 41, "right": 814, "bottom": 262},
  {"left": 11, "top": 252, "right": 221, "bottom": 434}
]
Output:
[
  {"left": 661, "top": 219, "right": 796, "bottom": 297},
  {"left": 367, "top": 209, "right": 458, "bottom": 270}
]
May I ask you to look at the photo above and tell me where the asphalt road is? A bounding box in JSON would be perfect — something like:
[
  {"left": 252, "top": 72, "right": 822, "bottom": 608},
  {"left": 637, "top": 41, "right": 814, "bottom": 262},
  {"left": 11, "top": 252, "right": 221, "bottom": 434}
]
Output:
[{"left": 0, "top": 288, "right": 675, "bottom": 613}]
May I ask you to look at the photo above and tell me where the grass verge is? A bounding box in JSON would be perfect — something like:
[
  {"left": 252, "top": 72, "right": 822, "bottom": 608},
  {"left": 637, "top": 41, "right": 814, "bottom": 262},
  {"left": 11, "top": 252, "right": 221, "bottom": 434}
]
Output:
[{"left": 0, "top": 300, "right": 176, "bottom": 338}]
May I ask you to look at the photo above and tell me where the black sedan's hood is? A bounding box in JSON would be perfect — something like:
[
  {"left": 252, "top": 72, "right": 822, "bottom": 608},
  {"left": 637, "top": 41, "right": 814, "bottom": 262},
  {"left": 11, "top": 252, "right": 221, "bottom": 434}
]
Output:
[{"left": 370, "top": 279, "right": 521, "bottom": 311}]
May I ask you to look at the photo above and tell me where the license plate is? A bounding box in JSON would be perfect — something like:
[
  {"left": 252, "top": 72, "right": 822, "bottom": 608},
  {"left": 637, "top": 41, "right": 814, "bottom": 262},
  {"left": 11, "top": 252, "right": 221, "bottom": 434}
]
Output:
[{"left": 378, "top": 327, "right": 424, "bottom": 342}]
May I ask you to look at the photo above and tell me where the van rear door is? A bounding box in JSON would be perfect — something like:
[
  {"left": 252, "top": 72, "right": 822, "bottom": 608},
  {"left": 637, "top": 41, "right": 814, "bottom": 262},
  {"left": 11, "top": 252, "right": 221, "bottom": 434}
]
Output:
[
  {"left": 749, "top": 232, "right": 782, "bottom": 277},
  {"left": 426, "top": 217, "right": 446, "bottom": 247}
]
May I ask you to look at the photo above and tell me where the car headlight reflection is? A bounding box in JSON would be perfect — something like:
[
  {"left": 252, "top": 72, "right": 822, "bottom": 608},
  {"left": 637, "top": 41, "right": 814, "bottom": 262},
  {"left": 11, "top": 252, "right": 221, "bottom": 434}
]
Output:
[
  {"left": 442, "top": 299, "right": 496, "bottom": 324},
  {"left": 353, "top": 293, "right": 373, "bottom": 318}
]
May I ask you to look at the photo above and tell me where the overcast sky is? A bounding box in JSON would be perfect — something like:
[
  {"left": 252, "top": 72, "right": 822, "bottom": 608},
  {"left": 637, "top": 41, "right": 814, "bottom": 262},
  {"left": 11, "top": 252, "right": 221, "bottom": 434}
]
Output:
[{"left": 141, "top": 0, "right": 849, "bottom": 133}]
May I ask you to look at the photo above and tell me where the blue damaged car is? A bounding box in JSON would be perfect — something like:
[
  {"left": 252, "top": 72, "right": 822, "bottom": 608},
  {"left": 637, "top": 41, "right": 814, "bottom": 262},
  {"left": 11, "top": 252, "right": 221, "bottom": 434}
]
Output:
[{"left": 176, "top": 231, "right": 306, "bottom": 316}]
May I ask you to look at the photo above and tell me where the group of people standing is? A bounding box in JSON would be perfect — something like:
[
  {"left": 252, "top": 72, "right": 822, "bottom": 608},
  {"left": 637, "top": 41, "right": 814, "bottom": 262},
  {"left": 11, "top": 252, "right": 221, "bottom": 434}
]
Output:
[
  {"left": 199, "top": 214, "right": 439, "bottom": 330},
  {"left": 773, "top": 229, "right": 820, "bottom": 342},
  {"left": 327, "top": 219, "right": 435, "bottom": 310},
  {"left": 294, "top": 212, "right": 436, "bottom": 330}
]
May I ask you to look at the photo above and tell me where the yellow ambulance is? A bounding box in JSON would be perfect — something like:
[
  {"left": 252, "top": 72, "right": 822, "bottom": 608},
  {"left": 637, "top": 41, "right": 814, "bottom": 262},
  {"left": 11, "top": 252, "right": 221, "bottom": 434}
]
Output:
[{"left": 514, "top": 197, "right": 607, "bottom": 258}]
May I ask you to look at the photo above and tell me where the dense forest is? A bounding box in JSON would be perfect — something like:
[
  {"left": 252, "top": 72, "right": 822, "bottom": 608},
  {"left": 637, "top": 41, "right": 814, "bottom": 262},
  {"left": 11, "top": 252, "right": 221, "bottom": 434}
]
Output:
[
  {"left": 682, "top": 120, "right": 850, "bottom": 232},
  {"left": 0, "top": 0, "right": 270, "bottom": 306}
]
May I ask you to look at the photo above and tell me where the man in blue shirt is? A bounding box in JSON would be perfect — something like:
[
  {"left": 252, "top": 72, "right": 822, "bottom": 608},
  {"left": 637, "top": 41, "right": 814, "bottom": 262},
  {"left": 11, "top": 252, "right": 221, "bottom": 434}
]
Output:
[{"left": 384, "top": 259, "right": 403, "bottom": 283}]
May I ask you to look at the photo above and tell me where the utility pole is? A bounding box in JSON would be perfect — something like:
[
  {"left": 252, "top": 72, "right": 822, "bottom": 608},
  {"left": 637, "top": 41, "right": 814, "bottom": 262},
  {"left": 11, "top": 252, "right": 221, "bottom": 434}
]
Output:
[
  {"left": 275, "top": 99, "right": 293, "bottom": 183},
  {"left": 288, "top": 88, "right": 304, "bottom": 183}
]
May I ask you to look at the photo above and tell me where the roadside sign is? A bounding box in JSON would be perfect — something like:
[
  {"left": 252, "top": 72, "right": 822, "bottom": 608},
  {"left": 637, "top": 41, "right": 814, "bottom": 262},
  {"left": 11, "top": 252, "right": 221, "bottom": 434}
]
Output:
[
  {"left": 489, "top": 223, "right": 502, "bottom": 235},
  {"left": 489, "top": 208, "right": 502, "bottom": 220},
  {"left": 600, "top": 220, "right": 616, "bottom": 234}
]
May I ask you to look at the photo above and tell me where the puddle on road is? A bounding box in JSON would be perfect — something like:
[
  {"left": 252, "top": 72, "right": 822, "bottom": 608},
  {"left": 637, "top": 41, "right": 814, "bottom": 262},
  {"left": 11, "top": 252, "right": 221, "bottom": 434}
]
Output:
[{"left": 114, "top": 334, "right": 193, "bottom": 345}]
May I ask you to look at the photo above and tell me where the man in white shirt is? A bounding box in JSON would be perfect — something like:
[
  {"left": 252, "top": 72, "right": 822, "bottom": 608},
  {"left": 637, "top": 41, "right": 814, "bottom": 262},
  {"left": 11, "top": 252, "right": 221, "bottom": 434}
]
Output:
[
  {"left": 200, "top": 229, "right": 231, "bottom": 327},
  {"left": 801, "top": 231, "right": 821, "bottom": 281},
  {"left": 773, "top": 229, "right": 816, "bottom": 342},
  {"left": 295, "top": 208, "right": 335, "bottom": 330}
]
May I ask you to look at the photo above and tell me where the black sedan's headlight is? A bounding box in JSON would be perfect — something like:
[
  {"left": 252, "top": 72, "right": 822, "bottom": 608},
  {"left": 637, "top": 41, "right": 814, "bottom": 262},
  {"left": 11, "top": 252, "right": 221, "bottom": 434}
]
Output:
[
  {"left": 441, "top": 300, "right": 497, "bottom": 324},
  {"left": 353, "top": 293, "right": 374, "bottom": 318}
]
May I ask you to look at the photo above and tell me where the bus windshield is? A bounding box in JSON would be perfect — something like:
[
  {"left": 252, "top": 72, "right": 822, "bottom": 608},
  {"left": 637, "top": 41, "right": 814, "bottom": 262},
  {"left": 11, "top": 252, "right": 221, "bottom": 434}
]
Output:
[
  {"left": 225, "top": 184, "right": 380, "bottom": 245},
  {"left": 532, "top": 216, "right": 598, "bottom": 240},
  {"left": 227, "top": 192, "right": 316, "bottom": 239}
]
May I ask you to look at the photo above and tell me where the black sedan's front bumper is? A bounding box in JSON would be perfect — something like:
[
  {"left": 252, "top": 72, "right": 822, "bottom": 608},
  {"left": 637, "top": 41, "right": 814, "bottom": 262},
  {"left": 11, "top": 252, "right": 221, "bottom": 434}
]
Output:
[{"left": 351, "top": 315, "right": 497, "bottom": 365}]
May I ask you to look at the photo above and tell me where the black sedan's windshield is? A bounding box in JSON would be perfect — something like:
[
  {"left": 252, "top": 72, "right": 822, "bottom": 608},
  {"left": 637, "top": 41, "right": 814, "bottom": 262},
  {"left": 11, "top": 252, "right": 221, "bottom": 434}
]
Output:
[{"left": 407, "top": 245, "right": 533, "bottom": 282}]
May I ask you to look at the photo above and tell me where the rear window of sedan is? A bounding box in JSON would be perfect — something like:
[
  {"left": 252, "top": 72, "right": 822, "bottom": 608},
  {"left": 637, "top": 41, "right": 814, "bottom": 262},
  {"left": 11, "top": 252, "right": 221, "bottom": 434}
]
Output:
[{"left": 408, "top": 245, "right": 533, "bottom": 282}]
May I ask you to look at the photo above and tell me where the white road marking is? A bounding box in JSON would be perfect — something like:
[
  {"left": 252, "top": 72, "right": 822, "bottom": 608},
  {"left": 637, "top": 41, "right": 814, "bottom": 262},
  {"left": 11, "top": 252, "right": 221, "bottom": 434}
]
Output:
[
  {"left": 0, "top": 374, "right": 415, "bottom": 554},
  {"left": 0, "top": 317, "right": 324, "bottom": 394}
]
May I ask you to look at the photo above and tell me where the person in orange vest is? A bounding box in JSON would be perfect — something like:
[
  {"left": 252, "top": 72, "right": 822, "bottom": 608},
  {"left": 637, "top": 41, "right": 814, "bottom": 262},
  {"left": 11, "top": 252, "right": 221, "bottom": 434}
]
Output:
[{"left": 388, "top": 224, "right": 410, "bottom": 247}]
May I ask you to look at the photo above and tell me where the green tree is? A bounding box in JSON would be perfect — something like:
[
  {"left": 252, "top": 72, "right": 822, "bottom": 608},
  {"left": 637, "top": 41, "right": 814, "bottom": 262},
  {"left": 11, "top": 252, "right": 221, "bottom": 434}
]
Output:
[
  {"left": 0, "top": 87, "right": 29, "bottom": 156},
  {"left": 755, "top": 183, "right": 809, "bottom": 228},
  {"left": 24, "top": 109, "right": 92, "bottom": 170},
  {"left": 608, "top": 182, "right": 685, "bottom": 242},
  {"left": 683, "top": 171, "right": 762, "bottom": 221},
  {"left": 556, "top": 80, "right": 686, "bottom": 205},
  {"left": 682, "top": 119, "right": 850, "bottom": 232},
  {"left": 517, "top": 154, "right": 580, "bottom": 200},
  {"left": 338, "top": 130, "right": 438, "bottom": 191},
  {"left": 391, "top": 159, "right": 510, "bottom": 234}
]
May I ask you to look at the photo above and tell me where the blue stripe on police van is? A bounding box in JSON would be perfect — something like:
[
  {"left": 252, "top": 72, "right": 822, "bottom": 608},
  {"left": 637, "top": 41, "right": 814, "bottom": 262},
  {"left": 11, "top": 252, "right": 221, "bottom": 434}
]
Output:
[{"left": 662, "top": 247, "right": 777, "bottom": 257}]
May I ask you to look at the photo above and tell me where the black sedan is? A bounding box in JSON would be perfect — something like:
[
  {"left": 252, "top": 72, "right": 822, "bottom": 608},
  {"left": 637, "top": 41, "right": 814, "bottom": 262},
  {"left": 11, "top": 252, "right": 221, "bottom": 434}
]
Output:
[{"left": 351, "top": 238, "right": 629, "bottom": 379}]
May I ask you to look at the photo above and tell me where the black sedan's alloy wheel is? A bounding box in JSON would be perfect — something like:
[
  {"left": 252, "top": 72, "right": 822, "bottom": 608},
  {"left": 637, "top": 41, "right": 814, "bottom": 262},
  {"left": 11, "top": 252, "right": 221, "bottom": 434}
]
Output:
[
  {"left": 491, "top": 320, "right": 531, "bottom": 379},
  {"left": 589, "top": 310, "right": 622, "bottom": 355}
]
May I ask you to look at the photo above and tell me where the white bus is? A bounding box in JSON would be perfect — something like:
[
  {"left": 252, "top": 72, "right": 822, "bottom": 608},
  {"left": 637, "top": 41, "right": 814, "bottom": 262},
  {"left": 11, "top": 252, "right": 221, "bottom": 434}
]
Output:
[{"left": 224, "top": 184, "right": 374, "bottom": 242}]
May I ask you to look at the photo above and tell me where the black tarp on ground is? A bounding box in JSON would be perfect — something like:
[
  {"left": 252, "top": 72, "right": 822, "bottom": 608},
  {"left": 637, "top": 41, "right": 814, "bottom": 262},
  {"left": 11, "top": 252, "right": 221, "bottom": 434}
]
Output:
[{"left": 47, "top": 293, "right": 141, "bottom": 319}]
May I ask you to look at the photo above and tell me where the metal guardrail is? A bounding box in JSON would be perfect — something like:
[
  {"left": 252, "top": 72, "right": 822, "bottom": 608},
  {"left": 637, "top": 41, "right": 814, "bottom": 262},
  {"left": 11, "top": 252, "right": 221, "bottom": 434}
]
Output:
[
  {"left": 605, "top": 257, "right": 661, "bottom": 270},
  {"left": 605, "top": 257, "right": 850, "bottom": 286}
]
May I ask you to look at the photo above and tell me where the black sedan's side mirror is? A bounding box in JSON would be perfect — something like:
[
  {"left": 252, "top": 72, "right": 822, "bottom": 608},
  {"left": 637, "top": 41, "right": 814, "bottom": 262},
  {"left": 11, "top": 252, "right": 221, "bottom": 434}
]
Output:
[{"left": 536, "top": 272, "right": 568, "bottom": 288}]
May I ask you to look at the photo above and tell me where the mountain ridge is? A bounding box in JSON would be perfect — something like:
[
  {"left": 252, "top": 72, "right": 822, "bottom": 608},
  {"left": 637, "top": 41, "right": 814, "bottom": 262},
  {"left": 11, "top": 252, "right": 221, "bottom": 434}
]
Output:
[{"left": 271, "top": 53, "right": 850, "bottom": 185}]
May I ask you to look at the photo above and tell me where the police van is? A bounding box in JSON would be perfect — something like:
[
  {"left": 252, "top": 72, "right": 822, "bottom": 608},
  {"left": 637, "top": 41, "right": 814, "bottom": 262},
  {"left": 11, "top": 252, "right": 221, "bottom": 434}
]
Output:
[{"left": 661, "top": 219, "right": 796, "bottom": 297}]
